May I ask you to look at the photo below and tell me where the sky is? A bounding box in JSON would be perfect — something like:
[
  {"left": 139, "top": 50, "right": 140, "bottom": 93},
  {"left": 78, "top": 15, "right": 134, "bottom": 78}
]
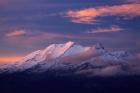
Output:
[{"left": 0, "top": 0, "right": 140, "bottom": 63}]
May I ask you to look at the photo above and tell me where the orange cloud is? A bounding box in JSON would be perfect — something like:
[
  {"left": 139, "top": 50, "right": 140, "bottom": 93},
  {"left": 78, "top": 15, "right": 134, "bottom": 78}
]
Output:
[
  {"left": 66, "top": 4, "right": 140, "bottom": 24},
  {"left": 87, "top": 26, "right": 123, "bottom": 33},
  {"left": 0, "top": 56, "right": 23, "bottom": 63},
  {"left": 6, "top": 30, "right": 26, "bottom": 37}
]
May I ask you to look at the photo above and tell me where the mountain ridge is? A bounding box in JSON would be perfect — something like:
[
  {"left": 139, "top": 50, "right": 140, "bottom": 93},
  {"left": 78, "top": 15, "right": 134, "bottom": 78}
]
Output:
[{"left": 0, "top": 41, "right": 134, "bottom": 76}]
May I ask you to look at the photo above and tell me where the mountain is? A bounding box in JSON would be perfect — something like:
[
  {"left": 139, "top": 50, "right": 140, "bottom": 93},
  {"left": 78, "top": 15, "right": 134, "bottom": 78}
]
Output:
[{"left": 0, "top": 41, "right": 133, "bottom": 75}]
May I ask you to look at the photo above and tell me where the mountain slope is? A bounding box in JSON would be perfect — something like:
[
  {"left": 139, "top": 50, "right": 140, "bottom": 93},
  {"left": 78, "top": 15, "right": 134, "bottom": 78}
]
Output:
[{"left": 0, "top": 41, "right": 133, "bottom": 75}]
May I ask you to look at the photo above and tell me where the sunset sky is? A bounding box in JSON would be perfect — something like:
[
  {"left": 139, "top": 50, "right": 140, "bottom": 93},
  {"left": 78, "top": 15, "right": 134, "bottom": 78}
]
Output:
[{"left": 0, "top": 0, "right": 140, "bottom": 63}]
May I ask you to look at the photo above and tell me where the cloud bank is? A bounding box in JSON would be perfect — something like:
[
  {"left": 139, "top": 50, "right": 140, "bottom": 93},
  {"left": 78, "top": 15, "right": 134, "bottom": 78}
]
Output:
[{"left": 76, "top": 55, "right": 140, "bottom": 77}]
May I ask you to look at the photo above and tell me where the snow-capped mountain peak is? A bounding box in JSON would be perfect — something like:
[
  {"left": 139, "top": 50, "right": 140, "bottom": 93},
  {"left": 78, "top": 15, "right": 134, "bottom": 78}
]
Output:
[
  {"left": 0, "top": 41, "right": 133, "bottom": 73},
  {"left": 0, "top": 41, "right": 77, "bottom": 72},
  {"left": 40, "top": 41, "right": 74, "bottom": 59}
]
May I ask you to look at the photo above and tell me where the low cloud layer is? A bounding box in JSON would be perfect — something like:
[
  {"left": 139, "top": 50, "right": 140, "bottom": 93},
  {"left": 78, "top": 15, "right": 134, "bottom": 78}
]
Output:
[{"left": 77, "top": 56, "right": 140, "bottom": 77}]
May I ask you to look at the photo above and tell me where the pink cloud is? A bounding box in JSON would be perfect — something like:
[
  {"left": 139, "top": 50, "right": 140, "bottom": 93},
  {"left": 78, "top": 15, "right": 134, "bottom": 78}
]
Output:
[
  {"left": 4, "top": 31, "right": 94, "bottom": 46},
  {"left": 87, "top": 26, "right": 123, "bottom": 33},
  {"left": 5, "top": 30, "right": 27, "bottom": 37},
  {"left": 65, "top": 4, "right": 140, "bottom": 24}
]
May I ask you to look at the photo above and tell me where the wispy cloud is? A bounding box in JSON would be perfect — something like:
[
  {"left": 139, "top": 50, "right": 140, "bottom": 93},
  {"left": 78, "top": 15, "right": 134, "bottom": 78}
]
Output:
[
  {"left": 87, "top": 26, "right": 123, "bottom": 34},
  {"left": 65, "top": 4, "right": 140, "bottom": 24},
  {"left": 4, "top": 30, "right": 94, "bottom": 46},
  {"left": 5, "top": 30, "right": 27, "bottom": 37}
]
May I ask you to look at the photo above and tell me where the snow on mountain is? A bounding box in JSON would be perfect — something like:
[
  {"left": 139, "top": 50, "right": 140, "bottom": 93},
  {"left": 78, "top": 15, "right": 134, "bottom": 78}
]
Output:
[
  {"left": 0, "top": 41, "right": 74, "bottom": 72},
  {"left": 62, "top": 44, "right": 90, "bottom": 57},
  {"left": 0, "top": 41, "right": 132, "bottom": 74},
  {"left": 41, "top": 41, "right": 74, "bottom": 59}
]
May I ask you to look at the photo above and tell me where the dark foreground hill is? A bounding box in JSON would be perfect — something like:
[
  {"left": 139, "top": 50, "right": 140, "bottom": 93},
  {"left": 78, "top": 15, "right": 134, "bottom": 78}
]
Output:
[{"left": 0, "top": 73, "right": 140, "bottom": 93}]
